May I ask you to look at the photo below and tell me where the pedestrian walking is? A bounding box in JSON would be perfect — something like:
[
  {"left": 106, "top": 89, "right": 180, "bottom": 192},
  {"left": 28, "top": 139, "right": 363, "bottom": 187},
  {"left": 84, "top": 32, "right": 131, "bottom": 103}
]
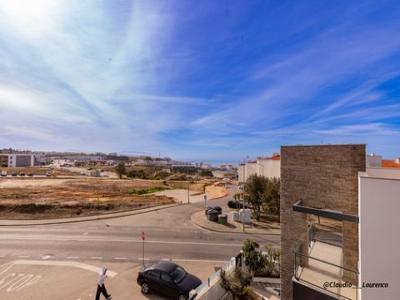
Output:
[{"left": 95, "top": 267, "right": 112, "bottom": 300}]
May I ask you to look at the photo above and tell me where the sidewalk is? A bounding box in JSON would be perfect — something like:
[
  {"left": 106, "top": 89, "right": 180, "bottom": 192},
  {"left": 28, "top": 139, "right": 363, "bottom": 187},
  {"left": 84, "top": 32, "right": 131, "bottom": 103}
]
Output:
[
  {"left": 0, "top": 258, "right": 222, "bottom": 300},
  {"left": 191, "top": 210, "right": 281, "bottom": 235},
  {"left": 0, "top": 203, "right": 181, "bottom": 226}
]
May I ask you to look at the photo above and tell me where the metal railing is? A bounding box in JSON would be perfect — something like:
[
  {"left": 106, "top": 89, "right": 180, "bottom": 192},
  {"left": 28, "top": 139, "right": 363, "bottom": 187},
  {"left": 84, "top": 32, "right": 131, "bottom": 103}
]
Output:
[
  {"left": 189, "top": 255, "right": 239, "bottom": 299},
  {"left": 294, "top": 250, "right": 359, "bottom": 300}
]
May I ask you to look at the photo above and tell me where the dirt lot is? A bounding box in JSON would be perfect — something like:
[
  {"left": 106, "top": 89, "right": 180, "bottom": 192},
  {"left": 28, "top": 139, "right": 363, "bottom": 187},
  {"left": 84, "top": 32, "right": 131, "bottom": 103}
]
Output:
[
  {"left": 0, "top": 166, "right": 80, "bottom": 177},
  {"left": 0, "top": 177, "right": 177, "bottom": 219}
]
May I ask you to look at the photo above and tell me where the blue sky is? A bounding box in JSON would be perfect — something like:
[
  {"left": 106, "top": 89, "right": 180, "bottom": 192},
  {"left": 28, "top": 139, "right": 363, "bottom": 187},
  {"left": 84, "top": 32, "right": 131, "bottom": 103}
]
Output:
[{"left": 0, "top": 0, "right": 399, "bottom": 162}]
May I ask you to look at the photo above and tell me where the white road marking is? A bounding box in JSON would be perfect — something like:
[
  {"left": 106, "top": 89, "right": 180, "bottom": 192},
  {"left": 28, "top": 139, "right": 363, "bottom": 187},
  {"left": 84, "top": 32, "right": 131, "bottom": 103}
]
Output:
[
  {"left": 0, "top": 235, "right": 242, "bottom": 247},
  {"left": 17, "top": 255, "right": 30, "bottom": 258},
  {"left": 114, "top": 257, "right": 127, "bottom": 260},
  {"left": 0, "top": 262, "right": 41, "bottom": 293},
  {"left": 90, "top": 257, "right": 102, "bottom": 260},
  {"left": 13, "top": 260, "right": 118, "bottom": 277},
  {"left": 41, "top": 255, "right": 51, "bottom": 260}
]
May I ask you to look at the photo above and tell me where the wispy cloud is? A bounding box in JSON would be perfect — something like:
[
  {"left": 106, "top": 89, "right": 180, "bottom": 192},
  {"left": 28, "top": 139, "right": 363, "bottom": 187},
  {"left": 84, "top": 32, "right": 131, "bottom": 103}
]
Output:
[{"left": 0, "top": 1, "right": 399, "bottom": 160}]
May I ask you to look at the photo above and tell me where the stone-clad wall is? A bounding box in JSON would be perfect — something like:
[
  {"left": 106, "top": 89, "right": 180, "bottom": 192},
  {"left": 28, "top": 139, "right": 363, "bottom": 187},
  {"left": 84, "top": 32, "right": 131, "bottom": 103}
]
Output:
[{"left": 280, "top": 144, "right": 365, "bottom": 300}]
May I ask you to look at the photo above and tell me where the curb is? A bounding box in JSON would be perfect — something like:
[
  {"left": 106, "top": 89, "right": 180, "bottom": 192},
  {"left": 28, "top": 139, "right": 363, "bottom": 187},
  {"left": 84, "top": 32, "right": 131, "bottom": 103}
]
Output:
[
  {"left": 191, "top": 215, "right": 281, "bottom": 236},
  {"left": 0, "top": 203, "right": 183, "bottom": 227}
]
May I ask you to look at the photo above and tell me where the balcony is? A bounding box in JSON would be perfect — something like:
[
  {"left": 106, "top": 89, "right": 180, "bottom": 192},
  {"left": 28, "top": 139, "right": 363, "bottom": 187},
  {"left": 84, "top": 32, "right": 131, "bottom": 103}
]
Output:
[{"left": 293, "top": 238, "right": 358, "bottom": 300}]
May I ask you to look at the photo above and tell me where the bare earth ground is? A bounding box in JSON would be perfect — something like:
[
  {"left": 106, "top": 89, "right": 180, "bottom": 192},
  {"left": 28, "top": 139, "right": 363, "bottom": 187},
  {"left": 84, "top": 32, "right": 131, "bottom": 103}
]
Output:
[{"left": 0, "top": 177, "right": 176, "bottom": 219}]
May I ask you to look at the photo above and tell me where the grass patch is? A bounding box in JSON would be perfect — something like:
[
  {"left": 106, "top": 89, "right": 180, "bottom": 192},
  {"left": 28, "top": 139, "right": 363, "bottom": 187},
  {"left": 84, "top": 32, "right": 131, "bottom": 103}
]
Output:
[{"left": 128, "top": 186, "right": 167, "bottom": 195}]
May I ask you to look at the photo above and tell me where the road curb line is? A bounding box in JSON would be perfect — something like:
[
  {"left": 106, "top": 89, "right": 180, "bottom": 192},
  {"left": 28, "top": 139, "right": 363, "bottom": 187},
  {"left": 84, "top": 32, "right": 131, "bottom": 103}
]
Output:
[
  {"left": 191, "top": 215, "right": 281, "bottom": 236},
  {"left": 0, "top": 203, "right": 183, "bottom": 227}
]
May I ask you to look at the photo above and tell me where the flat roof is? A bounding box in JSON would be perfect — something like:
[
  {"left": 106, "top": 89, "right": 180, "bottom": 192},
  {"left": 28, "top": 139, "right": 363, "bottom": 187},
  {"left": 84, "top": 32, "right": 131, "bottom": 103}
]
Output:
[{"left": 361, "top": 168, "right": 400, "bottom": 180}]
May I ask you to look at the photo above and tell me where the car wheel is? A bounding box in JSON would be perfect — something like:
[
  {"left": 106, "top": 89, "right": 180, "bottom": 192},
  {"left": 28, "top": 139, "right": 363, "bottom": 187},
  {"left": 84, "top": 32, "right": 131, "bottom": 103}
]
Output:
[
  {"left": 141, "top": 283, "right": 150, "bottom": 294},
  {"left": 178, "top": 295, "right": 188, "bottom": 300}
]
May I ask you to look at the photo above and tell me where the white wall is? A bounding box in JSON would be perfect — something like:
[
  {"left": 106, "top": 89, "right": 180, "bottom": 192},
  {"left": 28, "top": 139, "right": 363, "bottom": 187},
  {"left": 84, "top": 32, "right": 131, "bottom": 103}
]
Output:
[
  {"left": 257, "top": 158, "right": 280, "bottom": 179},
  {"left": 245, "top": 162, "right": 257, "bottom": 181},
  {"left": 359, "top": 175, "right": 400, "bottom": 300},
  {"left": 238, "top": 164, "right": 246, "bottom": 183},
  {"left": 365, "top": 167, "right": 400, "bottom": 179},
  {"left": 239, "top": 159, "right": 281, "bottom": 183}
]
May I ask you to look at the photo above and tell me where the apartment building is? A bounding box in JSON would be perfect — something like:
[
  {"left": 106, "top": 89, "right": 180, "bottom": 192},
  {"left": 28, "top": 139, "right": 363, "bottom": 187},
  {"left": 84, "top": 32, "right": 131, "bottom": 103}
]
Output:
[
  {"left": 238, "top": 154, "right": 280, "bottom": 183},
  {"left": 280, "top": 144, "right": 365, "bottom": 300},
  {"left": 280, "top": 144, "right": 399, "bottom": 300},
  {"left": 0, "top": 153, "right": 35, "bottom": 167}
]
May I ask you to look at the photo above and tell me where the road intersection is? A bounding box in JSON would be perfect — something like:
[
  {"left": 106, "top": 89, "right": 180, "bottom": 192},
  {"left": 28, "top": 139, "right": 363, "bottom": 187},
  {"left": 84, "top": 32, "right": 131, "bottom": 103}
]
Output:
[{"left": 0, "top": 190, "right": 280, "bottom": 299}]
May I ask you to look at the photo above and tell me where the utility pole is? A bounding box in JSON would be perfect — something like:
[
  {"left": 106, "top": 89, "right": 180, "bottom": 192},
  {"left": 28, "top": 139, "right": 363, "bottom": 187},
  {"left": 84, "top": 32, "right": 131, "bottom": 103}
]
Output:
[
  {"left": 187, "top": 181, "right": 190, "bottom": 204},
  {"left": 141, "top": 231, "right": 145, "bottom": 267}
]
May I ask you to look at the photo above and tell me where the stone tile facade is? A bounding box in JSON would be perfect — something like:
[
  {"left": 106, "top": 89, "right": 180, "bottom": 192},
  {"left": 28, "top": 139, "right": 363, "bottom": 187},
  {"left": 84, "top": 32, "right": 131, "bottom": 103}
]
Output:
[{"left": 280, "top": 144, "right": 365, "bottom": 300}]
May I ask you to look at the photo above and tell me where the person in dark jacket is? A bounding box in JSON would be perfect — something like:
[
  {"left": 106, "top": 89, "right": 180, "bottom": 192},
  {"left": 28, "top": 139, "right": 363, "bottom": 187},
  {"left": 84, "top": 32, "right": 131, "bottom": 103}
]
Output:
[{"left": 96, "top": 267, "right": 112, "bottom": 300}]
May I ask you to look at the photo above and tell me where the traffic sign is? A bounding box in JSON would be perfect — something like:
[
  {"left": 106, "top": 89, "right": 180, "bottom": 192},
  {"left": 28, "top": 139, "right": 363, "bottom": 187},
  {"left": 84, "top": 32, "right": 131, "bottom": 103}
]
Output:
[{"left": 141, "top": 231, "right": 145, "bottom": 241}]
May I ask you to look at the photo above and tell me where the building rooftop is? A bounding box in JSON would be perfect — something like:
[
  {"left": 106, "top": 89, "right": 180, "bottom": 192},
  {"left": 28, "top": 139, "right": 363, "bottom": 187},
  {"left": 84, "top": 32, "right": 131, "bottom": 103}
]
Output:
[{"left": 381, "top": 159, "right": 400, "bottom": 168}]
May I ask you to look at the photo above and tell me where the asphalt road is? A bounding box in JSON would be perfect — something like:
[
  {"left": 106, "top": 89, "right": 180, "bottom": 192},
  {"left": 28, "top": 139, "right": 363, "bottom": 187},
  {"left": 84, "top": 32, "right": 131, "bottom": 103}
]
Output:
[{"left": 0, "top": 191, "right": 280, "bottom": 264}]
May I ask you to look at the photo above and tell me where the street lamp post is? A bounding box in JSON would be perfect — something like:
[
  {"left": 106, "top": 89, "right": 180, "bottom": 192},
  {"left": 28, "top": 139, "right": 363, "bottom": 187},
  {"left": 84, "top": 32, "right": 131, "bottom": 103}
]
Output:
[{"left": 187, "top": 181, "right": 190, "bottom": 204}]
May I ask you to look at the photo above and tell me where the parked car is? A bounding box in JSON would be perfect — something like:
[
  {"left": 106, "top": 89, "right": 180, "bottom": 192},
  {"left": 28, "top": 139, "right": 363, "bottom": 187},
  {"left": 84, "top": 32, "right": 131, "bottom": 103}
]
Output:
[
  {"left": 227, "top": 200, "right": 250, "bottom": 209},
  {"left": 11, "top": 173, "right": 17, "bottom": 177},
  {"left": 204, "top": 206, "right": 222, "bottom": 215},
  {"left": 137, "top": 261, "right": 201, "bottom": 300},
  {"left": 0, "top": 171, "right": 7, "bottom": 177},
  {"left": 19, "top": 172, "right": 25, "bottom": 176},
  {"left": 28, "top": 173, "right": 34, "bottom": 177}
]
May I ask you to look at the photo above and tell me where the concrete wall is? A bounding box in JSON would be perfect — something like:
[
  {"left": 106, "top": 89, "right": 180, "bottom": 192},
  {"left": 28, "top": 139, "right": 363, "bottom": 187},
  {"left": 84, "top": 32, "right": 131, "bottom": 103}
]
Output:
[
  {"left": 257, "top": 159, "right": 280, "bottom": 179},
  {"left": 280, "top": 144, "right": 365, "bottom": 300},
  {"left": 15, "top": 155, "right": 34, "bottom": 167},
  {"left": 238, "top": 164, "right": 246, "bottom": 183},
  {"left": 245, "top": 162, "right": 257, "bottom": 181},
  {"left": 0, "top": 154, "right": 34, "bottom": 167},
  {"left": 359, "top": 175, "right": 400, "bottom": 300},
  {"left": 240, "top": 159, "right": 280, "bottom": 183},
  {"left": 365, "top": 167, "right": 400, "bottom": 179}
]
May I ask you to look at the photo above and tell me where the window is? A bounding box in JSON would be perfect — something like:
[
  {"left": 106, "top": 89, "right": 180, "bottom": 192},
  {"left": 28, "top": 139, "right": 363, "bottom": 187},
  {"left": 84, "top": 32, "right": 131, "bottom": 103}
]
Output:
[
  {"left": 161, "top": 272, "right": 172, "bottom": 283},
  {"left": 146, "top": 270, "right": 160, "bottom": 280},
  {"left": 170, "top": 267, "right": 186, "bottom": 283}
]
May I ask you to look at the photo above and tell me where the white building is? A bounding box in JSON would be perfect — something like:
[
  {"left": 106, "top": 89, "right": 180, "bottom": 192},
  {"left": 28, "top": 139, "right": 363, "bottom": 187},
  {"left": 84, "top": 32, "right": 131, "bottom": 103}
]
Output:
[
  {"left": 358, "top": 168, "right": 400, "bottom": 300},
  {"left": 238, "top": 154, "right": 280, "bottom": 183},
  {"left": 0, "top": 154, "right": 35, "bottom": 167}
]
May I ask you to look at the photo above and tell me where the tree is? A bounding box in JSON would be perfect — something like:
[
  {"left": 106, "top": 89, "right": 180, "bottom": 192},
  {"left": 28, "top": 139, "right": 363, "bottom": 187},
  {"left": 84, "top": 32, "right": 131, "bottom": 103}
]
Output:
[
  {"left": 244, "top": 175, "right": 268, "bottom": 220},
  {"left": 244, "top": 175, "right": 280, "bottom": 221},
  {"left": 261, "top": 177, "right": 280, "bottom": 218},
  {"left": 220, "top": 267, "right": 255, "bottom": 300},
  {"left": 115, "top": 162, "right": 126, "bottom": 179},
  {"left": 199, "top": 169, "right": 213, "bottom": 177},
  {"left": 263, "top": 244, "right": 281, "bottom": 277},
  {"left": 242, "top": 239, "right": 267, "bottom": 275}
]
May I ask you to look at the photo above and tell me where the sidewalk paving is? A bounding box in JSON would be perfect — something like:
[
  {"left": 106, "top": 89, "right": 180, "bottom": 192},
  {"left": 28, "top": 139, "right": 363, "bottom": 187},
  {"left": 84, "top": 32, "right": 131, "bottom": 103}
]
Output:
[
  {"left": 0, "top": 258, "right": 222, "bottom": 300},
  {"left": 191, "top": 210, "right": 281, "bottom": 235}
]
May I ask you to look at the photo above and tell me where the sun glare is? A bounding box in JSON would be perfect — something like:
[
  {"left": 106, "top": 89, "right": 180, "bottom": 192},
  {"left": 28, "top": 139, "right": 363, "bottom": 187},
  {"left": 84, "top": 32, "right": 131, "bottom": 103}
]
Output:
[{"left": 0, "top": 0, "right": 62, "bottom": 36}]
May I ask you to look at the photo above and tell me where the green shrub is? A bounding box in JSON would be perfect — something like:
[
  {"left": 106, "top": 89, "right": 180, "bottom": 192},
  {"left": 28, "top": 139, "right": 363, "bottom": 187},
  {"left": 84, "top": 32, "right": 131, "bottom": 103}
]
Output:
[{"left": 128, "top": 186, "right": 167, "bottom": 195}]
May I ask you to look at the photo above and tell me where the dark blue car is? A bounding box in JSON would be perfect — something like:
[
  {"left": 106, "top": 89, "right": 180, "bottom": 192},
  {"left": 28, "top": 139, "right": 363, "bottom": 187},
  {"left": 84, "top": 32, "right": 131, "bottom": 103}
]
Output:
[{"left": 137, "top": 261, "right": 202, "bottom": 300}]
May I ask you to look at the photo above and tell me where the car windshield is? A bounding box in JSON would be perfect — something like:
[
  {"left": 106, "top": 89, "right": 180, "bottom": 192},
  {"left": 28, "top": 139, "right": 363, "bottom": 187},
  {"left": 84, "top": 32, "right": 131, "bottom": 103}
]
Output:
[{"left": 170, "top": 267, "right": 186, "bottom": 283}]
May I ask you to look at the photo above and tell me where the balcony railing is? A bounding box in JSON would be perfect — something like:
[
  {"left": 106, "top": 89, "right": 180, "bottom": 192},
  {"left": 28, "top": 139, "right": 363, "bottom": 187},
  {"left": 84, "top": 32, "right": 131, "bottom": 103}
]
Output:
[{"left": 294, "top": 249, "right": 359, "bottom": 300}]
